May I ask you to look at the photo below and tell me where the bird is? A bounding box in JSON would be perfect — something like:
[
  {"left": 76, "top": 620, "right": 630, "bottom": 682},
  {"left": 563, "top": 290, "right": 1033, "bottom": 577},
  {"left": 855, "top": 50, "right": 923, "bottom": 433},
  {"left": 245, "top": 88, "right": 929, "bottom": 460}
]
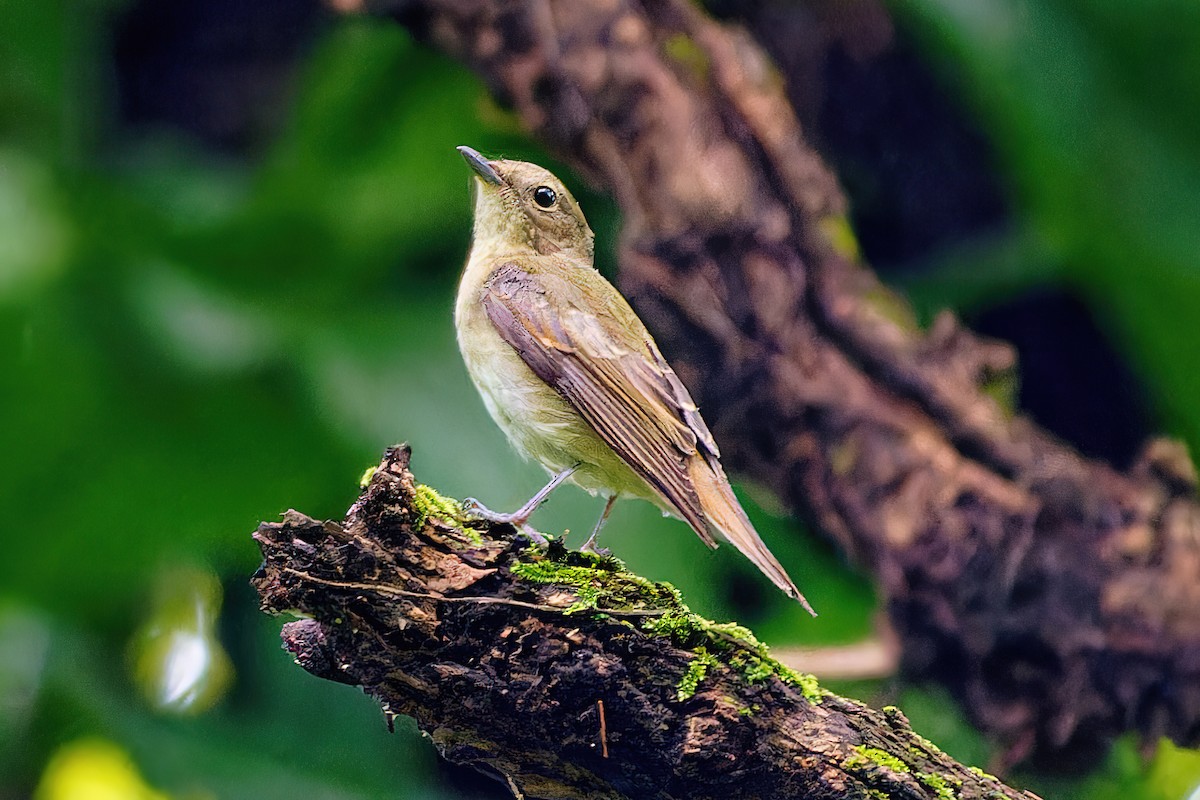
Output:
[{"left": 453, "top": 145, "right": 815, "bottom": 615}]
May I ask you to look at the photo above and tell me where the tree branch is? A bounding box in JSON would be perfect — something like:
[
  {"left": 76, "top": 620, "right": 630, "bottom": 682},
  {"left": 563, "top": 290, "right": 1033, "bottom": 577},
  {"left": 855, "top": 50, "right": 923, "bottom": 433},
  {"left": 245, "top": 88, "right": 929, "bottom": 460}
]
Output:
[
  {"left": 254, "top": 444, "right": 1038, "bottom": 800},
  {"left": 356, "top": 0, "right": 1200, "bottom": 765}
]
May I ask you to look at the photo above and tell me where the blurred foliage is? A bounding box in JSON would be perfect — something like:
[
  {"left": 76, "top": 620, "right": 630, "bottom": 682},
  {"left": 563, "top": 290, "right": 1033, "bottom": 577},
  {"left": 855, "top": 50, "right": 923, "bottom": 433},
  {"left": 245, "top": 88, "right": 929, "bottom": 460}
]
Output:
[
  {"left": 1, "top": 0, "right": 1198, "bottom": 797},
  {"left": 897, "top": 0, "right": 1200, "bottom": 451},
  {"left": 894, "top": 0, "right": 1200, "bottom": 794},
  {"left": 128, "top": 567, "right": 232, "bottom": 715},
  {"left": 35, "top": 738, "right": 172, "bottom": 800}
]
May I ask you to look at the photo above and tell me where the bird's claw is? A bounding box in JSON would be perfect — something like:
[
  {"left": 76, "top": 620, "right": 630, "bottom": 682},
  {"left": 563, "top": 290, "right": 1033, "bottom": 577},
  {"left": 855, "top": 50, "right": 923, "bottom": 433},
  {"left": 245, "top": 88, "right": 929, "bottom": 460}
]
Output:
[
  {"left": 580, "top": 538, "right": 610, "bottom": 557},
  {"left": 460, "top": 497, "right": 487, "bottom": 516},
  {"left": 461, "top": 497, "right": 521, "bottom": 525},
  {"left": 462, "top": 498, "right": 549, "bottom": 545}
]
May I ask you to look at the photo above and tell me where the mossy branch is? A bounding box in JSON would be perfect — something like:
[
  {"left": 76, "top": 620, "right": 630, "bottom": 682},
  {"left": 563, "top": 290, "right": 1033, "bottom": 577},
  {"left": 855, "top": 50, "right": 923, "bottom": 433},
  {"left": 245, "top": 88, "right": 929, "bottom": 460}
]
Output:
[{"left": 253, "top": 445, "right": 1038, "bottom": 800}]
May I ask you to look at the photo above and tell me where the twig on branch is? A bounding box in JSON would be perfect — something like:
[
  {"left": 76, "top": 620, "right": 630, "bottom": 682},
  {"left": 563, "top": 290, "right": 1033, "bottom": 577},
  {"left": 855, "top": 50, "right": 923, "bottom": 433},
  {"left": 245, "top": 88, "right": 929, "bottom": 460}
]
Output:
[
  {"left": 356, "top": 0, "right": 1200, "bottom": 765},
  {"left": 253, "top": 445, "right": 1038, "bottom": 800}
]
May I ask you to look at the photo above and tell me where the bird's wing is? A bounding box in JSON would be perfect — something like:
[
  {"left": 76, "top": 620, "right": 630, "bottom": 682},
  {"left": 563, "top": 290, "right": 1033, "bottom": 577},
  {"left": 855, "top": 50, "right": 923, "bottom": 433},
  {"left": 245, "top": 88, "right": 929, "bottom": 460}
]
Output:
[{"left": 482, "top": 262, "right": 717, "bottom": 546}]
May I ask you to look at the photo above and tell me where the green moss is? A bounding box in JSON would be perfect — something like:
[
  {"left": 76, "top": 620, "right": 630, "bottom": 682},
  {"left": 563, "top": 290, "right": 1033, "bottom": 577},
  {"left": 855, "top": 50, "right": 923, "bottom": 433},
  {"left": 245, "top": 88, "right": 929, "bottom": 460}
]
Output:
[
  {"left": 847, "top": 745, "right": 909, "bottom": 775},
  {"left": 507, "top": 545, "right": 828, "bottom": 703},
  {"left": 905, "top": 730, "right": 946, "bottom": 759},
  {"left": 842, "top": 753, "right": 867, "bottom": 771},
  {"left": 717, "top": 635, "right": 824, "bottom": 703},
  {"left": 981, "top": 367, "right": 1019, "bottom": 419},
  {"left": 359, "top": 465, "right": 378, "bottom": 488},
  {"left": 863, "top": 285, "right": 920, "bottom": 334},
  {"left": 728, "top": 651, "right": 774, "bottom": 684},
  {"left": 819, "top": 214, "right": 862, "bottom": 262},
  {"left": 676, "top": 648, "right": 720, "bottom": 701},
  {"left": 564, "top": 583, "right": 603, "bottom": 615},
  {"left": 645, "top": 608, "right": 825, "bottom": 700},
  {"left": 967, "top": 765, "right": 1000, "bottom": 783},
  {"left": 663, "top": 33, "right": 710, "bottom": 80},
  {"left": 509, "top": 551, "right": 679, "bottom": 616},
  {"left": 792, "top": 671, "right": 824, "bottom": 703},
  {"left": 845, "top": 745, "right": 960, "bottom": 798},
  {"left": 510, "top": 560, "right": 604, "bottom": 585},
  {"left": 644, "top": 610, "right": 800, "bottom": 689},
  {"left": 844, "top": 711, "right": 966, "bottom": 798},
  {"left": 917, "top": 771, "right": 960, "bottom": 800},
  {"left": 411, "top": 483, "right": 473, "bottom": 538}
]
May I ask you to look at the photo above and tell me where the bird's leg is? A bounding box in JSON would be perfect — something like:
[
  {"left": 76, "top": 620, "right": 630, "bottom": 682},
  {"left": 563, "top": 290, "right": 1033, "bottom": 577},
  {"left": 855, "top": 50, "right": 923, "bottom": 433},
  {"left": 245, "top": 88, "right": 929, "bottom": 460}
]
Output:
[
  {"left": 581, "top": 495, "right": 617, "bottom": 555},
  {"left": 505, "top": 464, "right": 580, "bottom": 525},
  {"left": 462, "top": 464, "right": 580, "bottom": 529},
  {"left": 516, "top": 524, "right": 550, "bottom": 546}
]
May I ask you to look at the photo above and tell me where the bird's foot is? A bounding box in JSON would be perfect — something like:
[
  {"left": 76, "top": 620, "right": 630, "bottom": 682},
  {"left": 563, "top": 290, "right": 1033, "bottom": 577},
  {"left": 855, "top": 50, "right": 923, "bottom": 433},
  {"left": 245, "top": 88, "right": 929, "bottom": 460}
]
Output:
[
  {"left": 579, "top": 535, "right": 610, "bottom": 557},
  {"left": 462, "top": 498, "right": 550, "bottom": 546},
  {"left": 461, "top": 497, "right": 531, "bottom": 528}
]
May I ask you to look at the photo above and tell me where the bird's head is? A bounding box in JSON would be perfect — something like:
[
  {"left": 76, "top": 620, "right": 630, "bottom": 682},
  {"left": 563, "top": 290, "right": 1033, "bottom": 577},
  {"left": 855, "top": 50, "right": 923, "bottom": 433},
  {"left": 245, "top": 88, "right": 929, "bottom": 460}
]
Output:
[{"left": 458, "top": 146, "right": 594, "bottom": 263}]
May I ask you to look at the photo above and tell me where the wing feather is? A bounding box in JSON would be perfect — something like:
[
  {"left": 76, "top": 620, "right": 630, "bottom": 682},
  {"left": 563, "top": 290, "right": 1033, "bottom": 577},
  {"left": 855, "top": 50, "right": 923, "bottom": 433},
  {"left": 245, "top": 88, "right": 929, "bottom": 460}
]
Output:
[{"left": 482, "top": 262, "right": 716, "bottom": 545}]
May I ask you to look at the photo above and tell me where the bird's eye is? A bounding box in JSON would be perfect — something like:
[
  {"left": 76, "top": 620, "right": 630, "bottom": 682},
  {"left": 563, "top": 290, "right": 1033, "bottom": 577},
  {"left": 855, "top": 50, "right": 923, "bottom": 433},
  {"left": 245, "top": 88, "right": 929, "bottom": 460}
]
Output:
[{"left": 533, "top": 186, "right": 557, "bottom": 208}]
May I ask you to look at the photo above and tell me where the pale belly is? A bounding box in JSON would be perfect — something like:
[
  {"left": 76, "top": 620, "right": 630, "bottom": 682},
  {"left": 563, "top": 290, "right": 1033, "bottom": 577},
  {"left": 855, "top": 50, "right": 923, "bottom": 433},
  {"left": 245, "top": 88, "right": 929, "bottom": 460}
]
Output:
[{"left": 456, "top": 302, "right": 656, "bottom": 502}]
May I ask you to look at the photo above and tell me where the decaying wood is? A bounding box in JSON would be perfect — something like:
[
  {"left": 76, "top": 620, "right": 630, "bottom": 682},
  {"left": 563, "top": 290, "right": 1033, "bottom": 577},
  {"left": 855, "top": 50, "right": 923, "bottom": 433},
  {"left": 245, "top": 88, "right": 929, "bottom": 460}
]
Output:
[
  {"left": 254, "top": 445, "right": 1039, "bottom": 800},
  {"left": 359, "top": 0, "right": 1200, "bottom": 764}
]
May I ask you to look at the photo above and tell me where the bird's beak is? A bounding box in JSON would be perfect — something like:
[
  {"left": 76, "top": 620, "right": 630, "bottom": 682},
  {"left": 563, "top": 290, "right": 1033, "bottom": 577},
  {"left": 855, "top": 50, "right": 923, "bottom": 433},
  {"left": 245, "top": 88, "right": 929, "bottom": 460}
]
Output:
[{"left": 457, "top": 146, "right": 503, "bottom": 186}]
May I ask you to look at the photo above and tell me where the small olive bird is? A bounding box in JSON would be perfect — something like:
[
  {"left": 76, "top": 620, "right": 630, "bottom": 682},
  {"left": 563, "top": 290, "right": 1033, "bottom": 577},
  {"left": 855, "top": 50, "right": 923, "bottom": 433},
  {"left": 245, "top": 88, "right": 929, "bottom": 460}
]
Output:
[{"left": 454, "top": 146, "right": 815, "bottom": 615}]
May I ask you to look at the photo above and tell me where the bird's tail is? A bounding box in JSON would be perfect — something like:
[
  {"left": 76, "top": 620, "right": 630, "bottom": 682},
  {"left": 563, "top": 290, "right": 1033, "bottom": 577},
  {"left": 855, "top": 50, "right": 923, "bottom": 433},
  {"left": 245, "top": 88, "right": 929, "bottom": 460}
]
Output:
[{"left": 689, "top": 456, "right": 817, "bottom": 616}]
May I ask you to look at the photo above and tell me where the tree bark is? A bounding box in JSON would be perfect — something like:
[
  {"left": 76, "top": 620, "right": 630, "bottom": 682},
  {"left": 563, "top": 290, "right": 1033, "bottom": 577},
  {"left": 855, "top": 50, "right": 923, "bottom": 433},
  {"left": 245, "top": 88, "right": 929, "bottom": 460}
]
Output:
[
  {"left": 355, "top": 0, "right": 1200, "bottom": 765},
  {"left": 254, "top": 444, "right": 1039, "bottom": 800}
]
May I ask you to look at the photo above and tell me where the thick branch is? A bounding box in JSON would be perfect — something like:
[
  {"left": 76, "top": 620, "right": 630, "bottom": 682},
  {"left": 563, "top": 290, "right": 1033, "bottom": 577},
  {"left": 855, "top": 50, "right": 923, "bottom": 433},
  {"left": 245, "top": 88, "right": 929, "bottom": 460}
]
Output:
[
  {"left": 253, "top": 445, "right": 1036, "bottom": 800},
  {"left": 363, "top": 0, "right": 1200, "bottom": 764}
]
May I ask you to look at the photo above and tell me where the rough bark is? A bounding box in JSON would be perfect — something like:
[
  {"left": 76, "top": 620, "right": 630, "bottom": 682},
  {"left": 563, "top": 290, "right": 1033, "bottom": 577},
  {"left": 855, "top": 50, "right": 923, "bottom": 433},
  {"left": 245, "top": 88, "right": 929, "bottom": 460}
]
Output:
[
  {"left": 355, "top": 0, "right": 1200, "bottom": 765},
  {"left": 254, "top": 444, "right": 1038, "bottom": 800}
]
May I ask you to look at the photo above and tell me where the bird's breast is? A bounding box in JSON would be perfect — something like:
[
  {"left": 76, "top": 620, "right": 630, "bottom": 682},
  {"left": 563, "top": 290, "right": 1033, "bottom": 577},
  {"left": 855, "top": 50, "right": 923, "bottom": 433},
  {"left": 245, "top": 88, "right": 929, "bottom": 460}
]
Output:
[{"left": 456, "top": 271, "right": 580, "bottom": 469}]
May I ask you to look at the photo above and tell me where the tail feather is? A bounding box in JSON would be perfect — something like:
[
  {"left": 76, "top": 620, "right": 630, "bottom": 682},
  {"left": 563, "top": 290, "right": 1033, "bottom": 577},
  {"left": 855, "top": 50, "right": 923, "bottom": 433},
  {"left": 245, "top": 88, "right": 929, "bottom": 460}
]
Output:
[{"left": 688, "top": 456, "right": 817, "bottom": 616}]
